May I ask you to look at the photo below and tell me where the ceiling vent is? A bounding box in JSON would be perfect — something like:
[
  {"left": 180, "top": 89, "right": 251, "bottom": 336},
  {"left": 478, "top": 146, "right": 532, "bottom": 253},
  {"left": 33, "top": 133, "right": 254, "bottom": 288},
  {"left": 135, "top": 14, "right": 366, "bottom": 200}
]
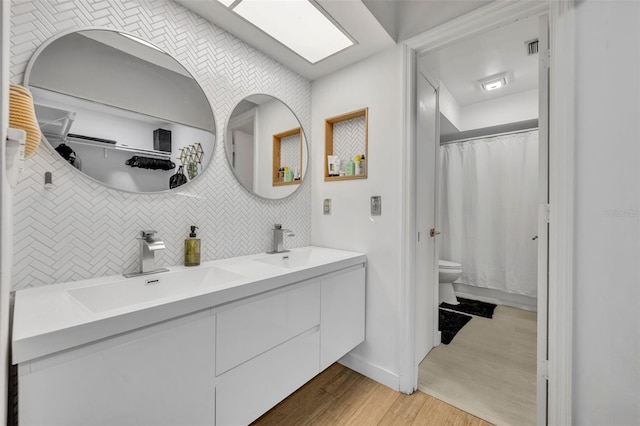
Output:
[{"left": 526, "top": 39, "right": 539, "bottom": 56}]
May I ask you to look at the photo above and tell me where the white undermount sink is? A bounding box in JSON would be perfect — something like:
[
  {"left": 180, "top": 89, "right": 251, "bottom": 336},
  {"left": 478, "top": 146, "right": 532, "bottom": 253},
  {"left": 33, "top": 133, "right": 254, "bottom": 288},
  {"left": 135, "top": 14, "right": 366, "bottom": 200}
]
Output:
[
  {"left": 68, "top": 266, "right": 244, "bottom": 313},
  {"left": 253, "top": 248, "right": 328, "bottom": 269}
]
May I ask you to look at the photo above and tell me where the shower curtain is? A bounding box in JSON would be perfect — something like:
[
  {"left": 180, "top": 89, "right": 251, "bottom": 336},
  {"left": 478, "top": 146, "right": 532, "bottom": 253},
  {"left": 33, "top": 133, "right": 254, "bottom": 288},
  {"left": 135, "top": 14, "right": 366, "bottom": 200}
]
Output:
[{"left": 439, "top": 130, "right": 538, "bottom": 298}]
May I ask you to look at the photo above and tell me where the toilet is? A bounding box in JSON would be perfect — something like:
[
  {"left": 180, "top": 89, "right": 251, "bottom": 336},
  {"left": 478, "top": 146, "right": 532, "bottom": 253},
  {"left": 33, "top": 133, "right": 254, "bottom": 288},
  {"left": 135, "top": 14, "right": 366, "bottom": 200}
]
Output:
[{"left": 439, "top": 260, "right": 462, "bottom": 305}]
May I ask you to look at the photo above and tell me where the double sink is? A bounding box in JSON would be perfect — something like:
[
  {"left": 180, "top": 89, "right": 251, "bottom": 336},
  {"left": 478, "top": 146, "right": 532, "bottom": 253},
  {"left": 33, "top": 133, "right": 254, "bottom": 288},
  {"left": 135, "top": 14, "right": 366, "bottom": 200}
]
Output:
[{"left": 69, "top": 248, "right": 325, "bottom": 314}]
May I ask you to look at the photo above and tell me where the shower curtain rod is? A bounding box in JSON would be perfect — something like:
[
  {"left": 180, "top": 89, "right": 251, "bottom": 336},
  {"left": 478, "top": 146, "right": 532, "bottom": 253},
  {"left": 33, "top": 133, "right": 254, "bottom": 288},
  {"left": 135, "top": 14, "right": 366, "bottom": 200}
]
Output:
[{"left": 440, "top": 127, "right": 539, "bottom": 145}]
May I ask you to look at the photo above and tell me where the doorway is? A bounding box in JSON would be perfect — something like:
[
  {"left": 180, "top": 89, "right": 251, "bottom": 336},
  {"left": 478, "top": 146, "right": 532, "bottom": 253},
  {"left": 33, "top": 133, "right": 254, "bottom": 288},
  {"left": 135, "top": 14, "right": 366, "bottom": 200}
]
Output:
[{"left": 411, "top": 12, "right": 549, "bottom": 426}]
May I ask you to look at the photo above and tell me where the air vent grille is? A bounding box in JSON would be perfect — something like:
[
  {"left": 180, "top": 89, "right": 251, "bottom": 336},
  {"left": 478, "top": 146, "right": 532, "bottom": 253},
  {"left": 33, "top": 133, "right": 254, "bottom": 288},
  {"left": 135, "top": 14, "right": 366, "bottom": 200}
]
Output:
[{"left": 526, "top": 39, "right": 539, "bottom": 55}]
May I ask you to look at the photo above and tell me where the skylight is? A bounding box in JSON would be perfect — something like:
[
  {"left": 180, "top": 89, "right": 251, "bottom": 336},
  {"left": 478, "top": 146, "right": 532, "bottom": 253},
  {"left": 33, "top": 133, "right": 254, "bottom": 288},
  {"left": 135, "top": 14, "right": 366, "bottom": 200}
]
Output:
[{"left": 221, "top": 0, "right": 354, "bottom": 64}]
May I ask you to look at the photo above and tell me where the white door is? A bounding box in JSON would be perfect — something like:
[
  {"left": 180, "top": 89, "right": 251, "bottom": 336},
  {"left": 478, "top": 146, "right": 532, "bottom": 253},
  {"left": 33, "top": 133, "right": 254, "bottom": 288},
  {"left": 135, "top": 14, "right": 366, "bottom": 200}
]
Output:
[
  {"left": 537, "top": 14, "right": 550, "bottom": 425},
  {"left": 415, "top": 70, "right": 439, "bottom": 363}
]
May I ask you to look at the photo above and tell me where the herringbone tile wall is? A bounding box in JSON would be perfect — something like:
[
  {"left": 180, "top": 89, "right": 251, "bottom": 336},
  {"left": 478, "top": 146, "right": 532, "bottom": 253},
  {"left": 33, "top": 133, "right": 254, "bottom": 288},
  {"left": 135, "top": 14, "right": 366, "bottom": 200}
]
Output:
[
  {"left": 280, "top": 133, "right": 300, "bottom": 171},
  {"left": 10, "top": 0, "right": 312, "bottom": 289},
  {"left": 333, "top": 116, "right": 366, "bottom": 166}
]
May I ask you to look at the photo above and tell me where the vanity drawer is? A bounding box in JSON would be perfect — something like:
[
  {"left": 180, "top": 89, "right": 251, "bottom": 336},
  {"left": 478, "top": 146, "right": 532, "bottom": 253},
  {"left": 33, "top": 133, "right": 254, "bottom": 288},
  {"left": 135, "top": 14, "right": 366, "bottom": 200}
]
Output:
[
  {"left": 215, "top": 280, "right": 320, "bottom": 375},
  {"left": 216, "top": 328, "right": 320, "bottom": 426}
]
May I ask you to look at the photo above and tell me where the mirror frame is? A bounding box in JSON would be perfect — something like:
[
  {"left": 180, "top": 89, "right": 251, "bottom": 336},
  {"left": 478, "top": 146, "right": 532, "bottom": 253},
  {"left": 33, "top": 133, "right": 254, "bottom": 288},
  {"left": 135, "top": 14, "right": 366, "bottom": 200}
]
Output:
[
  {"left": 225, "top": 93, "right": 308, "bottom": 200},
  {"left": 23, "top": 27, "right": 217, "bottom": 194}
]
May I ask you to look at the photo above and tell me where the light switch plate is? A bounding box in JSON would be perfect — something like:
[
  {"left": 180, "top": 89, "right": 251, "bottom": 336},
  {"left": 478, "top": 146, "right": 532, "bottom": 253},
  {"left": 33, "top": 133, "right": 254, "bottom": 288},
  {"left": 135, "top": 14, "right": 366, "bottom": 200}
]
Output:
[
  {"left": 371, "top": 196, "right": 381, "bottom": 216},
  {"left": 323, "top": 198, "right": 331, "bottom": 215}
]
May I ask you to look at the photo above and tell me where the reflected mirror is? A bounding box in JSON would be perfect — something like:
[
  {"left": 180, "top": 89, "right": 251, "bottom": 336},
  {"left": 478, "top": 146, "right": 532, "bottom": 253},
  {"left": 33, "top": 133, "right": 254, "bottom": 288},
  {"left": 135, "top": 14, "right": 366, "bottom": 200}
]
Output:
[
  {"left": 24, "top": 29, "right": 216, "bottom": 193},
  {"left": 226, "top": 95, "right": 307, "bottom": 199}
]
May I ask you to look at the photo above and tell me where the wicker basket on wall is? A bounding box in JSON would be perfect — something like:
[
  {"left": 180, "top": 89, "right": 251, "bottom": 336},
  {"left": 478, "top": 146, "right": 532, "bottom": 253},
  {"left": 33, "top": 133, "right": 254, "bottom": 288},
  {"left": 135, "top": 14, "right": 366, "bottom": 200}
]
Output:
[{"left": 9, "top": 84, "right": 41, "bottom": 157}]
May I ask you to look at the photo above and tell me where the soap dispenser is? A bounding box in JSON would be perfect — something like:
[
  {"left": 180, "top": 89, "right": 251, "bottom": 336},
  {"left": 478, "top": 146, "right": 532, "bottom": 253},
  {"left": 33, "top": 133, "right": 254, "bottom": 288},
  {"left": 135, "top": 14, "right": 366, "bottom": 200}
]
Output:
[{"left": 184, "top": 226, "right": 200, "bottom": 266}]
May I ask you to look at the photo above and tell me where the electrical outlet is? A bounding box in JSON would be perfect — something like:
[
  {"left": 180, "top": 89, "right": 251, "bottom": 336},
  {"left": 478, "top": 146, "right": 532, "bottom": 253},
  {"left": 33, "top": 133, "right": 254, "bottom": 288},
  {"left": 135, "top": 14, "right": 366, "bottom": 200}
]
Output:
[
  {"left": 371, "top": 196, "right": 381, "bottom": 216},
  {"left": 323, "top": 198, "right": 331, "bottom": 215}
]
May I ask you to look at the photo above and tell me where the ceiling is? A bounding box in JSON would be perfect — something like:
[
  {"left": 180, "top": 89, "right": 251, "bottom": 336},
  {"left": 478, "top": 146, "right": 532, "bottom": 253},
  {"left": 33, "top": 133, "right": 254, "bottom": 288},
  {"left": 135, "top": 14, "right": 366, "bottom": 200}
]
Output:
[
  {"left": 420, "top": 14, "right": 539, "bottom": 107},
  {"left": 361, "top": 0, "right": 492, "bottom": 43},
  {"left": 174, "top": 0, "right": 498, "bottom": 81}
]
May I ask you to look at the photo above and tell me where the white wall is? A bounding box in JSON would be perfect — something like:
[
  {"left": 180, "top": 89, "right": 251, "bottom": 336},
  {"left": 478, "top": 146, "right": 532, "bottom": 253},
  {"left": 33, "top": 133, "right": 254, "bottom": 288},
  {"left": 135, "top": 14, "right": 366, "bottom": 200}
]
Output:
[
  {"left": 438, "top": 82, "right": 462, "bottom": 130},
  {"left": 572, "top": 1, "right": 640, "bottom": 423},
  {"left": 437, "top": 82, "right": 537, "bottom": 132},
  {"left": 459, "top": 89, "right": 538, "bottom": 130},
  {"left": 311, "top": 45, "right": 405, "bottom": 389},
  {"left": 28, "top": 32, "right": 213, "bottom": 132}
]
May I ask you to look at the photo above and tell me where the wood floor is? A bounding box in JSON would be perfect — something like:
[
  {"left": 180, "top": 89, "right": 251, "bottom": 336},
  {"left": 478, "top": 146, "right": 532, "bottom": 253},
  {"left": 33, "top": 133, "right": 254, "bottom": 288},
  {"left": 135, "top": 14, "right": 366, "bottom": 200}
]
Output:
[
  {"left": 252, "top": 363, "right": 491, "bottom": 426},
  {"left": 418, "top": 305, "right": 537, "bottom": 426}
]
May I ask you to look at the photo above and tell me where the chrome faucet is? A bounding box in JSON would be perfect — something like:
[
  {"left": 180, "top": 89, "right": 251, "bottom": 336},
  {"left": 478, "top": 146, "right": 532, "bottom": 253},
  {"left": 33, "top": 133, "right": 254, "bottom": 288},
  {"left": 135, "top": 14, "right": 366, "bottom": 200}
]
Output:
[
  {"left": 124, "top": 230, "right": 169, "bottom": 277},
  {"left": 268, "top": 224, "right": 295, "bottom": 254}
]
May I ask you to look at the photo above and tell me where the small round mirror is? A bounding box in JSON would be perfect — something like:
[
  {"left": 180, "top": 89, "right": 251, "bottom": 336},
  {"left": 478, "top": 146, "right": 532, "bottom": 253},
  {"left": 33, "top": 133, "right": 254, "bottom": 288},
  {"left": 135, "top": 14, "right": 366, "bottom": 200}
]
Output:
[
  {"left": 226, "top": 95, "right": 308, "bottom": 199},
  {"left": 24, "top": 29, "right": 216, "bottom": 193}
]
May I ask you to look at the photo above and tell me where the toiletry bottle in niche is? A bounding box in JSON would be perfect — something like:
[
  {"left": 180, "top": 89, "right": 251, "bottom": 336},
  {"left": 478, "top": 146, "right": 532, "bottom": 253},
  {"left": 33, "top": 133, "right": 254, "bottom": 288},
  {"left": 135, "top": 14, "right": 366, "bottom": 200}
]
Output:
[
  {"left": 185, "top": 226, "right": 200, "bottom": 266},
  {"left": 355, "top": 155, "right": 362, "bottom": 175},
  {"left": 345, "top": 159, "right": 355, "bottom": 176},
  {"left": 360, "top": 154, "right": 366, "bottom": 175}
]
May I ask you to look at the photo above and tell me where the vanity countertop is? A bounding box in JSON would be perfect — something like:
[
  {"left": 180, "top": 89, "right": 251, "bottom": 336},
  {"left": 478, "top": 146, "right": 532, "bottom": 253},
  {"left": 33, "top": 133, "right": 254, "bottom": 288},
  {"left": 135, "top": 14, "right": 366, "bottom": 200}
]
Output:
[{"left": 12, "top": 246, "right": 366, "bottom": 364}]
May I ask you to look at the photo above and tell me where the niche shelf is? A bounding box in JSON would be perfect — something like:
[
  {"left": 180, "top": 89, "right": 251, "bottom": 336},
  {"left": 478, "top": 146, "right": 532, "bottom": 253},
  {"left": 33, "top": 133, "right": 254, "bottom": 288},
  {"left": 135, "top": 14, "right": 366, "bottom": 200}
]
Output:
[
  {"left": 324, "top": 107, "right": 368, "bottom": 181},
  {"left": 272, "top": 127, "right": 302, "bottom": 186}
]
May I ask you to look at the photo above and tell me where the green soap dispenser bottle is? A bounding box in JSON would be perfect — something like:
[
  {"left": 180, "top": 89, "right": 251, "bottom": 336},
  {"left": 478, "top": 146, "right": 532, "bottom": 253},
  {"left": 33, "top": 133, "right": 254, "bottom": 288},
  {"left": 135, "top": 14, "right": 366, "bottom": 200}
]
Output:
[{"left": 184, "top": 226, "right": 200, "bottom": 266}]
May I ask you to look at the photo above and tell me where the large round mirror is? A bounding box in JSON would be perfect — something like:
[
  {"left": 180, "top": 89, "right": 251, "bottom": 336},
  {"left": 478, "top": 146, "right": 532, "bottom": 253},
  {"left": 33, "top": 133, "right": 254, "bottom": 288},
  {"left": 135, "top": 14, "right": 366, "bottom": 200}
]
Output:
[
  {"left": 226, "top": 95, "right": 307, "bottom": 199},
  {"left": 24, "top": 29, "right": 216, "bottom": 193}
]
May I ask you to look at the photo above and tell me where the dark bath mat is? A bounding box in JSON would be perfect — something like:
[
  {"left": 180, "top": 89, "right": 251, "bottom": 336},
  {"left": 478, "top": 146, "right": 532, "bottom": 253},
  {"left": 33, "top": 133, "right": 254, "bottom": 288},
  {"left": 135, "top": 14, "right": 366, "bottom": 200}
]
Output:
[
  {"left": 440, "top": 297, "right": 497, "bottom": 319},
  {"left": 439, "top": 309, "right": 472, "bottom": 345}
]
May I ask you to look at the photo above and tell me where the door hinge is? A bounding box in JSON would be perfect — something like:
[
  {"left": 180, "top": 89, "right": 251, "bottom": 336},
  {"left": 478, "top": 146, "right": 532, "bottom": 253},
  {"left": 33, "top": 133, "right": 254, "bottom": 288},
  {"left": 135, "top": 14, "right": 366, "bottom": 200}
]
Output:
[{"left": 541, "top": 204, "right": 551, "bottom": 223}]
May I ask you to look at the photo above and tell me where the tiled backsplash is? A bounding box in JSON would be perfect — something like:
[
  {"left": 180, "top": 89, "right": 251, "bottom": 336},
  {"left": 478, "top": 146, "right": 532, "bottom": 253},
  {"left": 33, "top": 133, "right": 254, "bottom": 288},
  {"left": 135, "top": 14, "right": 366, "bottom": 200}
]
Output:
[{"left": 10, "top": 0, "right": 312, "bottom": 289}]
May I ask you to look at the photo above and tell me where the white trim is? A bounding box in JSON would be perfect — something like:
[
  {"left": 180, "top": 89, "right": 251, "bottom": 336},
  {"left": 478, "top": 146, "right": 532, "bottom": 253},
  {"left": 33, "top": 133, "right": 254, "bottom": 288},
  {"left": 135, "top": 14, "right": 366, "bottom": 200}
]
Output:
[
  {"left": 536, "top": 13, "right": 550, "bottom": 424},
  {"left": 400, "top": 0, "right": 574, "bottom": 424},
  {"left": 399, "top": 43, "right": 417, "bottom": 394},
  {"left": 1, "top": 0, "right": 12, "bottom": 421},
  {"left": 338, "top": 353, "right": 400, "bottom": 391},
  {"left": 547, "top": 1, "right": 575, "bottom": 424},
  {"left": 405, "top": 0, "right": 550, "bottom": 54}
]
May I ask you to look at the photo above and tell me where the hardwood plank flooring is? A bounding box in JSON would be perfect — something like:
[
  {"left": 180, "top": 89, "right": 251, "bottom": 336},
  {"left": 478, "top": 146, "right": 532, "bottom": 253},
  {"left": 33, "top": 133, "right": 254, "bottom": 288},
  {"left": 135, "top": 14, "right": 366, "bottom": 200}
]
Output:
[
  {"left": 252, "top": 363, "right": 491, "bottom": 426},
  {"left": 418, "top": 305, "right": 537, "bottom": 426}
]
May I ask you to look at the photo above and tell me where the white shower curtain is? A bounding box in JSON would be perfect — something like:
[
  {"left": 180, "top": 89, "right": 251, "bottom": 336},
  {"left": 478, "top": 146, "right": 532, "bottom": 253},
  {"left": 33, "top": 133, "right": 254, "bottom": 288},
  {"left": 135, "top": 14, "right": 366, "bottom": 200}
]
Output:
[{"left": 439, "top": 130, "right": 538, "bottom": 297}]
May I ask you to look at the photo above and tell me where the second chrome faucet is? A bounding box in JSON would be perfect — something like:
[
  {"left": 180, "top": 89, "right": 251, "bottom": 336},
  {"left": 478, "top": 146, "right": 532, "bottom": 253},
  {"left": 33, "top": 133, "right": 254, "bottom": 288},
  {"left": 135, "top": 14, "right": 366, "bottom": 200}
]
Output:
[
  {"left": 268, "top": 224, "right": 295, "bottom": 254},
  {"left": 124, "top": 230, "right": 169, "bottom": 277}
]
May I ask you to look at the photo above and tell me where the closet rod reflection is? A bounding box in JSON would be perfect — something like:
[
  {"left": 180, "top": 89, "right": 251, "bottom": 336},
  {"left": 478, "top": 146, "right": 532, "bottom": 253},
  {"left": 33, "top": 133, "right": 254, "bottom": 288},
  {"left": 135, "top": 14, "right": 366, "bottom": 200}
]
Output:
[{"left": 441, "top": 127, "right": 539, "bottom": 145}]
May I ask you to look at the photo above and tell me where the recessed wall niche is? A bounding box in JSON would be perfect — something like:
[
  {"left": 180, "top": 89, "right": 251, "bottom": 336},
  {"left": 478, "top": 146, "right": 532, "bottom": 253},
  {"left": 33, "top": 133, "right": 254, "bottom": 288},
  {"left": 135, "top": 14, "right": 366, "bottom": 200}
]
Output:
[
  {"left": 272, "top": 127, "right": 302, "bottom": 186},
  {"left": 324, "top": 108, "right": 368, "bottom": 181}
]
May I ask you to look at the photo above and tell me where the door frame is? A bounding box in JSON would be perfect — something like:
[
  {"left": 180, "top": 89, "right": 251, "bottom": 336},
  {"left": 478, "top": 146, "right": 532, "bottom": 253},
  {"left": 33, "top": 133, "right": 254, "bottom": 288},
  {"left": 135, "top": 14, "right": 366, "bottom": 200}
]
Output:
[{"left": 399, "top": 1, "right": 575, "bottom": 425}]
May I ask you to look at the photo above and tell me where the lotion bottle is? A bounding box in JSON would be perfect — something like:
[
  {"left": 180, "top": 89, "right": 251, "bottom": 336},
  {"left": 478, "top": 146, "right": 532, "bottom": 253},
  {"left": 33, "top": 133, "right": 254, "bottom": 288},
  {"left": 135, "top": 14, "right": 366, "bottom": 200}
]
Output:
[{"left": 184, "top": 225, "right": 200, "bottom": 266}]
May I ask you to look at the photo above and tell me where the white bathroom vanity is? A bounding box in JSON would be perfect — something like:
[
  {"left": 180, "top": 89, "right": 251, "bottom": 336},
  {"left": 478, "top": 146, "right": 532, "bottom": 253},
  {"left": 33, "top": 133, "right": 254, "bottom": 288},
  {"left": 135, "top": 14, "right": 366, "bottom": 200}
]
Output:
[{"left": 12, "top": 246, "right": 366, "bottom": 425}]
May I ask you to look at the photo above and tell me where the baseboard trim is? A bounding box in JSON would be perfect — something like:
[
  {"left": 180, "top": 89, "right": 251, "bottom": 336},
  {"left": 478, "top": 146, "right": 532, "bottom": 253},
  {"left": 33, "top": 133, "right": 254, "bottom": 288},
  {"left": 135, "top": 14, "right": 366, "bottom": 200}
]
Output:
[{"left": 338, "top": 352, "right": 400, "bottom": 392}]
